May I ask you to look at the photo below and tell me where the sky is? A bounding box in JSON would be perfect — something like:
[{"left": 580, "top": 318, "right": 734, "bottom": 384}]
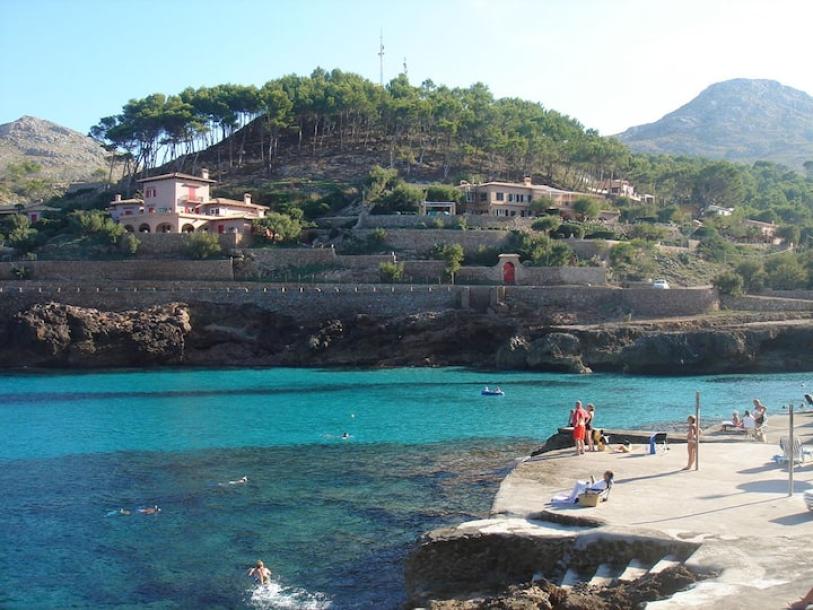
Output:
[{"left": 1, "top": 0, "right": 812, "bottom": 136}]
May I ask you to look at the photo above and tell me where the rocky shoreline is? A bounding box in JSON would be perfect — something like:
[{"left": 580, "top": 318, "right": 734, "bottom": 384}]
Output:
[{"left": 1, "top": 300, "right": 812, "bottom": 374}]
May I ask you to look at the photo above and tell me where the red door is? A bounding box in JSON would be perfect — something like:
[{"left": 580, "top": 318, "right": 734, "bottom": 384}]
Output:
[
  {"left": 218, "top": 224, "right": 225, "bottom": 234},
  {"left": 503, "top": 262, "right": 515, "bottom": 284}
]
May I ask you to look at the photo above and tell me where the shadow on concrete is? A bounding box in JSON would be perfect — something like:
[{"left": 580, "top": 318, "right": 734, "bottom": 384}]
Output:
[
  {"left": 737, "top": 479, "right": 812, "bottom": 494},
  {"left": 769, "top": 511, "right": 813, "bottom": 526},
  {"left": 616, "top": 470, "right": 685, "bottom": 485},
  {"left": 632, "top": 496, "right": 779, "bottom": 525},
  {"left": 738, "top": 463, "right": 783, "bottom": 475}
]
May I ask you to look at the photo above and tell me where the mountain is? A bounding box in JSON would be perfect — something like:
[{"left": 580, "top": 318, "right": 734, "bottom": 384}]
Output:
[
  {"left": 616, "top": 79, "right": 813, "bottom": 168},
  {"left": 0, "top": 115, "right": 110, "bottom": 181}
]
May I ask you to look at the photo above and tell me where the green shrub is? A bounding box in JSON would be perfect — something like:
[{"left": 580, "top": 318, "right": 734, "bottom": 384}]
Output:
[
  {"left": 252, "top": 212, "right": 303, "bottom": 245},
  {"left": 609, "top": 240, "right": 656, "bottom": 280},
  {"left": 531, "top": 216, "right": 561, "bottom": 233},
  {"left": 713, "top": 271, "right": 744, "bottom": 296},
  {"left": 425, "top": 184, "right": 463, "bottom": 203},
  {"left": 553, "top": 223, "right": 585, "bottom": 239},
  {"left": 629, "top": 224, "right": 668, "bottom": 241},
  {"left": 184, "top": 232, "right": 222, "bottom": 259},
  {"left": 431, "top": 243, "right": 464, "bottom": 281},
  {"left": 378, "top": 261, "right": 404, "bottom": 283},
  {"left": 375, "top": 183, "right": 424, "bottom": 214},
  {"left": 764, "top": 253, "right": 808, "bottom": 289},
  {"left": 120, "top": 233, "right": 140, "bottom": 256},
  {"left": 573, "top": 197, "right": 601, "bottom": 220},
  {"left": 465, "top": 245, "right": 499, "bottom": 266},
  {"left": 734, "top": 259, "right": 766, "bottom": 292}
]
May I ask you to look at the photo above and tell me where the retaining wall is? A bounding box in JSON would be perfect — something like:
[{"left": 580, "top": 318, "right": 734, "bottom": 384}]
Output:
[
  {"left": 756, "top": 289, "right": 813, "bottom": 302},
  {"left": 334, "top": 254, "right": 396, "bottom": 269},
  {"left": 356, "top": 228, "right": 512, "bottom": 256},
  {"left": 456, "top": 265, "right": 606, "bottom": 286},
  {"left": 135, "top": 233, "right": 249, "bottom": 256},
  {"left": 0, "top": 282, "right": 462, "bottom": 321},
  {"left": 0, "top": 280, "right": 718, "bottom": 321},
  {"left": 248, "top": 248, "right": 338, "bottom": 271},
  {"left": 359, "top": 213, "right": 540, "bottom": 231},
  {"left": 0, "top": 260, "right": 234, "bottom": 282},
  {"left": 505, "top": 286, "right": 718, "bottom": 317},
  {"left": 722, "top": 294, "right": 813, "bottom": 312}
]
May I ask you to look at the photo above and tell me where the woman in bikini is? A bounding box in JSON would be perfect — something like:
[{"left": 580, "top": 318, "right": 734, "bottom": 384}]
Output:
[{"left": 683, "top": 415, "right": 700, "bottom": 470}]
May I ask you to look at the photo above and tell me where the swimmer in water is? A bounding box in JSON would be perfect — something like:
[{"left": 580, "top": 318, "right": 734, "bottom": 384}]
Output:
[
  {"left": 248, "top": 560, "right": 272, "bottom": 585},
  {"left": 341, "top": 432, "right": 350, "bottom": 439},
  {"left": 138, "top": 505, "right": 160, "bottom": 515},
  {"left": 106, "top": 508, "right": 131, "bottom": 517},
  {"left": 229, "top": 476, "right": 248, "bottom": 485}
]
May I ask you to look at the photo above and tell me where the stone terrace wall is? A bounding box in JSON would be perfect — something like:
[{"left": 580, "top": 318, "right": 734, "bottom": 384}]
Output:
[
  {"left": 135, "top": 233, "right": 249, "bottom": 257},
  {"left": 334, "top": 254, "right": 396, "bottom": 269},
  {"left": 0, "top": 260, "right": 234, "bottom": 281},
  {"left": 757, "top": 289, "right": 813, "bottom": 301},
  {"left": 248, "top": 248, "right": 338, "bottom": 271},
  {"left": 0, "top": 282, "right": 462, "bottom": 321},
  {"left": 505, "top": 286, "right": 718, "bottom": 318},
  {"left": 401, "top": 260, "right": 447, "bottom": 281},
  {"left": 356, "top": 228, "right": 511, "bottom": 257},
  {"left": 0, "top": 281, "right": 717, "bottom": 321},
  {"left": 359, "top": 213, "right": 537, "bottom": 231},
  {"left": 455, "top": 265, "right": 606, "bottom": 286},
  {"left": 722, "top": 294, "right": 813, "bottom": 312}
]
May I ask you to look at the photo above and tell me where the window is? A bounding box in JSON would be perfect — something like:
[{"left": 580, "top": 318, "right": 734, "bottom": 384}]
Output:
[
  {"left": 479, "top": 192, "right": 487, "bottom": 202},
  {"left": 508, "top": 193, "right": 514, "bottom": 202},
  {"left": 466, "top": 192, "right": 474, "bottom": 203},
  {"left": 517, "top": 194, "right": 525, "bottom": 203},
  {"left": 496, "top": 192, "right": 504, "bottom": 201}
]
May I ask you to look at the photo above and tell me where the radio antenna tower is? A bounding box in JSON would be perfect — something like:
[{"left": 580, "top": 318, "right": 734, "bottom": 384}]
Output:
[{"left": 378, "top": 29, "right": 385, "bottom": 86}]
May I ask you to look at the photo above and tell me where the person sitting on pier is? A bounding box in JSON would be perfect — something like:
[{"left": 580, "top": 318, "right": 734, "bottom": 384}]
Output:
[
  {"left": 551, "top": 470, "right": 614, "bottom": 505},
  {"left": 721, "top": 411, "right": 743, "bottom": 431}
]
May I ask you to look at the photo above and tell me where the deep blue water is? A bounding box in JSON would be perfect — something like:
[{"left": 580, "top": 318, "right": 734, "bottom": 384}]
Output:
[{"left": 0, "top": 367, "right": 810, "bottom": 609}]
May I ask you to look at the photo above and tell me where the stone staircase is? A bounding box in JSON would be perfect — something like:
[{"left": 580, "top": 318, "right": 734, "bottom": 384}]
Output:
[{"left": 558, "top": 554, "right": 681, "bottom": 590}]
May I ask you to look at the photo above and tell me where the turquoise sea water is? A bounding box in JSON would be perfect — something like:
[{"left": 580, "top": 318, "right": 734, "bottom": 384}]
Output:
[{"left": 0, "top": 367, "right": 810, "bottom": 609}]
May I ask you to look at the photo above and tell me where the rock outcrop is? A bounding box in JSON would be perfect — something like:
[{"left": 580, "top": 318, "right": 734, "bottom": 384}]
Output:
[
  {"left": 0, "top": 301, "right": 811, "bottom": 374},
  {"left": 1, "top": 302, "right": 191, "bottom": 367}
]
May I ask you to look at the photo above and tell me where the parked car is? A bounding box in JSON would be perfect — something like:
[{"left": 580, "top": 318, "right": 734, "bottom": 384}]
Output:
[{"left": 652, "top": 279, "right": 670, "bottom": 289}]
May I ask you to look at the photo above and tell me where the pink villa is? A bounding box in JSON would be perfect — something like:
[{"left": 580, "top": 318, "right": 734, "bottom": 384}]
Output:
[{"left": 108, "top": 168, "right": 268, "bottom": 234}]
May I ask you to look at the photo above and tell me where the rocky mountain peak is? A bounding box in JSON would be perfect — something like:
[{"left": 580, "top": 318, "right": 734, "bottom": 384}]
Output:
[
  {"left": 617, "top": 78, "right": 813, "bottom": 168},
  {"left": 0, "top": 115, "right": 110, "bottom": 181}
]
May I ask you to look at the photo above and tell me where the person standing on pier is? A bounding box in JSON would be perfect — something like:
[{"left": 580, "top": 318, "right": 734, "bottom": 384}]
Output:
[
  {"left": 571, "top": 401, "right": 588, "bottom": 456},
  {"left": 585, "top": 404, "right": 597, "bottom": 452},
  {"left": 682, "top": 415, "right": 700, "bottom": 470}
]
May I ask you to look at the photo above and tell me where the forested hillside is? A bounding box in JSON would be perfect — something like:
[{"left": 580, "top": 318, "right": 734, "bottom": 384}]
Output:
[{"left": 87, "top": 68, "right": 813, "bottom": 233}]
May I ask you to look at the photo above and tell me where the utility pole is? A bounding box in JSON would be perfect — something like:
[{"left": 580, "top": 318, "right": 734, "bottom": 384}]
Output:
[
  {"left": 695, "top": 391, "right": 700, "bottom": 471},
  {"left": 378, "top": 29, "right": 385, "bottom": 86},
  {"left": 789, "top": 402, "right": 795, "bottom": 497}
]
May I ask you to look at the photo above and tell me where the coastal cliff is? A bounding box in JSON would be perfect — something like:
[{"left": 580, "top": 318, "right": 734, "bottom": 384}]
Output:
[{"left": 0, "top": 301, "right": 811, "bottom": 374}]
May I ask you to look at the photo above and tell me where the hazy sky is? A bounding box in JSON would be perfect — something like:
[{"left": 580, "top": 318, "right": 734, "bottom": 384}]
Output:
[{"left": 1, "top": 0, "right": 812, "bottom": 136}]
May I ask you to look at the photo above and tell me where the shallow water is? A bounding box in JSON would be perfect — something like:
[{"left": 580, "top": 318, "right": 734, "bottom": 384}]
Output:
[{"left": 0, "top": 367, "right": 809, "bottom": 609}]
